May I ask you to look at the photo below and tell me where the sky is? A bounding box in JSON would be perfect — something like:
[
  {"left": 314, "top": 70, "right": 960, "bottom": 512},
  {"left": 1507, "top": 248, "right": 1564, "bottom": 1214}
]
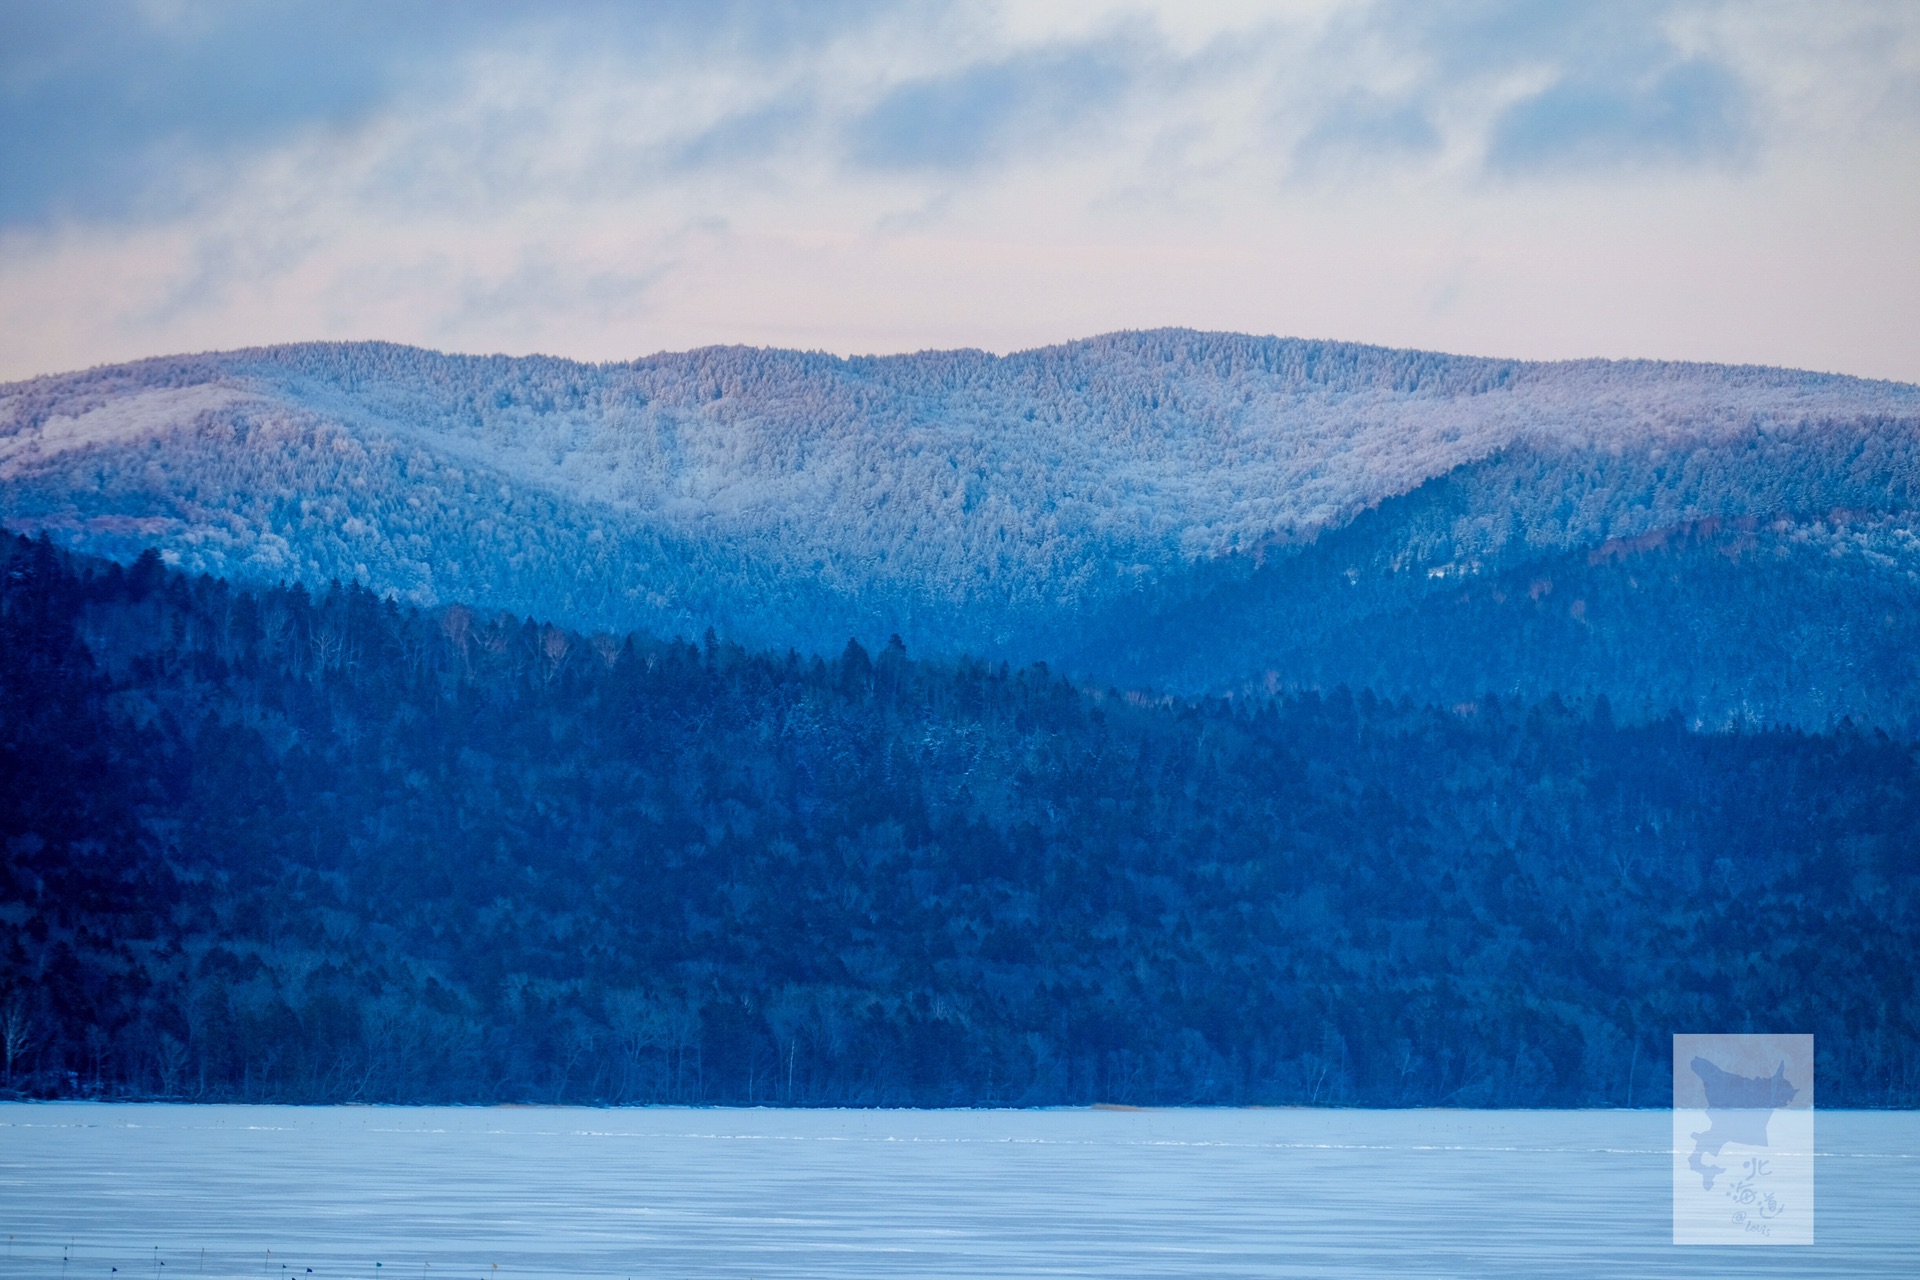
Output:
[{"left": 1, "top": 0, "right": 1917, "bottom": 383}]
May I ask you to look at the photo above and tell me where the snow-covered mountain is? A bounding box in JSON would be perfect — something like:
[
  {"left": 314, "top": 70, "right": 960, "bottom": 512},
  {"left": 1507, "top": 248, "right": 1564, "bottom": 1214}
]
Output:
[{"left": 5, "top": 330, "right": 1919, "bottom": 725}]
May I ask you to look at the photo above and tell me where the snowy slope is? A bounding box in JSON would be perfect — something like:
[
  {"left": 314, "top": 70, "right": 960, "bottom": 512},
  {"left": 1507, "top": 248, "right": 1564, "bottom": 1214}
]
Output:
[{"left": 4, "top": 329, "right": 1919, "bottom": 715}]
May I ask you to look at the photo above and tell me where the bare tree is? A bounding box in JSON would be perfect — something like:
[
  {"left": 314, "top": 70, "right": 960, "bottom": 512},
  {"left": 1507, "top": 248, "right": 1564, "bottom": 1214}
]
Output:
[
  {"left": 540, "top": 626, "right": 572, "bottom": 685},
  {"left": 310, "top": 625, "right": 345, "bottom": 673},
  {"left": 608, "top": 993, "right": 701, "bottom": 1102},
  {"left": 606, "top": 990, "right": 659, "bottom": 1103},
  {"left": 155, "top": 1033, "right": 189, "bottom": 1098},
  {"left": 440, "top": 604, "right": 474, "bottom": 676},
  {"left": 763, "top": 988, "right": 815, "bottom": 1104},
  {"left": 3, "top": 1001, "right": 36, "bottom": 1091},
  {"left": 553, "top": 1022, "right": 597, "bottom": 1103},
  {"left": 589, "top": 632, "right": 620, "bottom": 670}
]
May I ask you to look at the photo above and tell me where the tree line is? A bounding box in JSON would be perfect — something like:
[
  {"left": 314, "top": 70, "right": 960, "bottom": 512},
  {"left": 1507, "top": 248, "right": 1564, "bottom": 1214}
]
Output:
[{"left": 2, "top": 531, "right": 1915, "bottom": 1106}]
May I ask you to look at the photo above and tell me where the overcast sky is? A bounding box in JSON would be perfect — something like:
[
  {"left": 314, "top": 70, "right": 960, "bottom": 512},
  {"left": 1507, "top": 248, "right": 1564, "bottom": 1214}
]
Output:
[{"left": 2, "top": 0, "right": 1917, "bottom": 382}]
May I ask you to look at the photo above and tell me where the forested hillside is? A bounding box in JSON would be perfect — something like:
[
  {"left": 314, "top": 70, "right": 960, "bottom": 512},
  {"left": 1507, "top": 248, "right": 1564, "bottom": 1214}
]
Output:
[
  {"left": 1070, "top": 471, "right": 1920, "bottom": 730},
  {"left": 5, "top": 533, "right": 1916, "bottom": 1107},
  {"left": 5, "top": 331, "right": 1920, "bottom": 727}
]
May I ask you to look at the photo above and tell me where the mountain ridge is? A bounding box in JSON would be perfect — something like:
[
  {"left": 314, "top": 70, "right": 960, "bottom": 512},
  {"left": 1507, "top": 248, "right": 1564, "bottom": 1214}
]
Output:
[
  {"left": 17, "top": 325, "right": 1915, "bottom": 392},
  {"left": 5, "top": 328, "right": 1919, "bottom": 727}
]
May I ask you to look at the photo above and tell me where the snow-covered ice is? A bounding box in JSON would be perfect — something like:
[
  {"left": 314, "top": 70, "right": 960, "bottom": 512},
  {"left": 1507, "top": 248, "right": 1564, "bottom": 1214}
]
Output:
[{"left": 1, "top": 1103, "right": 1915, "bottom": 1277}]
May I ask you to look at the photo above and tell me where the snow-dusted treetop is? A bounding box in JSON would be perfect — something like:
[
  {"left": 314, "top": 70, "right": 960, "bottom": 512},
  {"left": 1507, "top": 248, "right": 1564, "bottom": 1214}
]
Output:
[{"left": 3, "top": 329, "right": 1917, "bottom": 655}]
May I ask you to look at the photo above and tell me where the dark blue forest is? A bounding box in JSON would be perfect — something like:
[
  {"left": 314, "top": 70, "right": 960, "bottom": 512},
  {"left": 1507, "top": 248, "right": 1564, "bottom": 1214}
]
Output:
[{"left": 2, "top": 532, "right": 1915, "bottom": 1107}]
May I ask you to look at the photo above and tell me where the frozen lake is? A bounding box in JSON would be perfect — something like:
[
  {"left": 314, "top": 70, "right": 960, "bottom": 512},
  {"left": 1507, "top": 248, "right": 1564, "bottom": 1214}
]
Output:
[{"left": 1, "top": 1104, "right": 1915, "bottom": 1278}]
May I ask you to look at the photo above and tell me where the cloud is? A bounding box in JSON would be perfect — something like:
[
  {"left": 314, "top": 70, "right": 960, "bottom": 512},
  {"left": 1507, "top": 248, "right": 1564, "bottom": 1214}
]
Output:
[
  {"left": 1486, "top": 57, "right": 1752, "bottom": 173},
  {"left": 0, "top": 0, "right": 881, "bottom": 226},
  {"left": 1385, "top": 0, "right": 1651, "bottom": 75},
  {"left": 0, "top": 2, "right": 1842, "bottom": 219},
  {"left": 1292, "top": 93, "right": 1442, "bottom": 171},
  {"left": 1302, "top": 1, "right": 1764, "bottom": 178},
  {"left": 672, "top": 95, "right": 820, "bottom": 171},
  {"left": 0, "top": 1, "right": 1916, "bottom": 384},
  {"left": 846, "top": 41, "right": 1137, "bottom": 171},
  {"left": 0, "top": 0, "right": 479, "bottom": 224}
]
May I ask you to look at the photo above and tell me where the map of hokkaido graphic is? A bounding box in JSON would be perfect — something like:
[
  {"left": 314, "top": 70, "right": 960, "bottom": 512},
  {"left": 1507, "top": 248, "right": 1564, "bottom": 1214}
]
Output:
[
  {"left": 1672, "top": 1033, "right": 1815, "bottom": 1245},
  {"left": 1686, "top": 1057, "right": 1800, "bottom": 1190}
]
